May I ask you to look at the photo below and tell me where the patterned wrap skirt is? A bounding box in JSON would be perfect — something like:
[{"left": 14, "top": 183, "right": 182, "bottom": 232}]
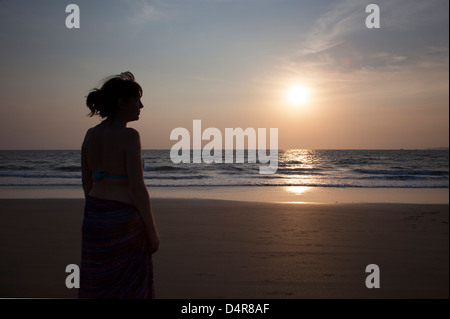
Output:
[{"left": 79, "top": 196, "right": 154, "bottom": 299}]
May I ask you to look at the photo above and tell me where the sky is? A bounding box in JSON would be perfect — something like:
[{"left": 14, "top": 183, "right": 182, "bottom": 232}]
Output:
[{"left": 0, "top": 0, "right": 448, "bottom": 150}]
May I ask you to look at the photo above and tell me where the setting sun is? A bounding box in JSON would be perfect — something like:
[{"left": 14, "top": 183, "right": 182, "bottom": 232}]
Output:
[{"left": 287, "top": 85, "right": 309, "bottom": 106}]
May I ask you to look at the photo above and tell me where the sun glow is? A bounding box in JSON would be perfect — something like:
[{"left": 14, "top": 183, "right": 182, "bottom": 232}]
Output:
[
  {"left": 287, "top": 85, "right": 309, "bottom": 106},
  {"left": 285, "top": 186, "right": 310, "bottom": 195}
]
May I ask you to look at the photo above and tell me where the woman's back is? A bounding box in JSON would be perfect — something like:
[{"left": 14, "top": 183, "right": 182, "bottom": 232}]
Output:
[{"left": 82, "top": 119, "right": 135, "bottom": 204}]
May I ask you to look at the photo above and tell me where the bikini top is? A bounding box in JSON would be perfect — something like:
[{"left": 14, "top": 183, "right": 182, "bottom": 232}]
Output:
[
  {"left": 92, "top": 118, "right": 144, "bottom": 181},
  {"left": 92, "top": 171, "right": 127, "bottom": 181},
  {"left": 92, "top": 160, "right": 145, "bottom": 181}
]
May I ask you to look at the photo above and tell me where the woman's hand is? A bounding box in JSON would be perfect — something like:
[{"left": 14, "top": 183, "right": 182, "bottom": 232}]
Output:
[{"left": 147, "top": 232, "right": 160, "bottom": 254}]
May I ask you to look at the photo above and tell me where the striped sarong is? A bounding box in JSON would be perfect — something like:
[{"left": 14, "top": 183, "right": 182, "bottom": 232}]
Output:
[{"left": 79, "top": 196, "right": 154, "bottom": 299}]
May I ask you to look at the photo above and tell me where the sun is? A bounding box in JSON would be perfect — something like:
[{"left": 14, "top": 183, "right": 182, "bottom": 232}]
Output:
[{"left": 287, "top": 85, "right": 309, "bottom": 106}]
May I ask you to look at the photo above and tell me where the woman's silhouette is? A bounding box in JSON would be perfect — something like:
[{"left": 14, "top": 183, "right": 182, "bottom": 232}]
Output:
[{"left": 79, "top": 71, "right": 159, "bottom": 298}]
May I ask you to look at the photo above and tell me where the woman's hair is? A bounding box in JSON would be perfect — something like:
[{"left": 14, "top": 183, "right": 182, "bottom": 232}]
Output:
[{"left": 86, "top": 71, "right": 143, "bottom": 118}]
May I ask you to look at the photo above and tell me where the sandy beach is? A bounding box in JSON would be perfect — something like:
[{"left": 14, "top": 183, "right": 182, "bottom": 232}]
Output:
[{"left": 0, "top": 198, "right": 448, "bottom": 299}]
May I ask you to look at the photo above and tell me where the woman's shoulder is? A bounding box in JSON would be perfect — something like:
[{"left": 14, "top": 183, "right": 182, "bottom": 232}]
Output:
[
  {"left": 82, "top": 125, "right": 141, "bottom": 150},
  {"left": 124, "top": 127, "right": 140, "bottom": 137},
  {"left": 123, "top": 128, "right": 141, "bottom": 148}
]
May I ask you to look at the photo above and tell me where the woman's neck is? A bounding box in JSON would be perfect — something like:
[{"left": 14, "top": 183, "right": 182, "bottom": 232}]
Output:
[{"left": 110, "top": 116, "right": 127, "bottom": 127}]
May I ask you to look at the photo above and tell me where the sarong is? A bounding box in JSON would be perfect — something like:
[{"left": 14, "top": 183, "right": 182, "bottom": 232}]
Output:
[{"left": 79, "top": 196, "right": 154, "bottom": 299}]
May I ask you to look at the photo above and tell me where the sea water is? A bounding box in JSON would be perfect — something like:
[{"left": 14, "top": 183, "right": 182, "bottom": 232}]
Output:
[
  {"left": 0, "top": 149, "right": 447, "bottom": 188},
  {"left": 0, "top": 149, "right": 448, "bottom": 203}
]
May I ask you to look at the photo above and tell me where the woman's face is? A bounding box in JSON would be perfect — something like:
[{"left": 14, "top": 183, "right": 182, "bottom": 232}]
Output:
[{"left": 120, "top": 96, "right": 144, "bottom": 121}]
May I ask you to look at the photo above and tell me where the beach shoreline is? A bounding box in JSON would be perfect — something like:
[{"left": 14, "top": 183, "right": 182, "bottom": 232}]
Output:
[
  {"left": 0, "top": 197, "right": 448, "bottom": 299},
  {"left": 0, "top": 186, "right": 448, "bottom": 205}
]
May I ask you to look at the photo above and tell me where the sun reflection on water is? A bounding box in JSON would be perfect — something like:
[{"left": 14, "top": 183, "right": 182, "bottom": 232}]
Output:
[
  {"left": 285, "top": 186, "right": 311, "bottom": 195},
  {"left": 281, "top": 149, "right": 319, "bottom": 190}
]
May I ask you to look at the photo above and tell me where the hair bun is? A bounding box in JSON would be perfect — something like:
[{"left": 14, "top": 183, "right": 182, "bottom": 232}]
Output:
[{"left": 86, "top": 89, "right": 104, "bottom": 116}]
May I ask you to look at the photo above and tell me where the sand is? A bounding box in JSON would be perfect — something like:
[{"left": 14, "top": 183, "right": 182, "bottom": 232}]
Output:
[{"left": 0, "top": 198, "right": 448, "bottom": 299}]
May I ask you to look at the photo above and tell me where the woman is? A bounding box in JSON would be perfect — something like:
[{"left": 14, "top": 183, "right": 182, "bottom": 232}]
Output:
[{"left": 79, "top": 71, "right": 159, "bottom": 299}]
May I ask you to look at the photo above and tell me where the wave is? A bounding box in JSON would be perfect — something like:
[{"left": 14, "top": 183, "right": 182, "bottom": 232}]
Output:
[
  {"left": 276, "top": 168, "right": 324, "bottom": 175},
  {"left": 352, "top": 175, "right": 449, "bottom": 181},
  {"left": 353, "top": 169, "right": 449, "bottom": 176},
  {"left": 56, "top": 165, "right": 81, "bottom": 172},
  {"left": 0, "top": 165, "right": 34, "bottom": 171},
  {"left": 146, "top": 175, "right": 210, "bottom": 180},
  {"left": 144, "top": 165, "right": 188, "bottom": 172},
  {"left": 217, "top": 166, "right": 254, "bottom": 175},
  {"left": 0, "top": 173, "right": 81, "bottom": 179}
]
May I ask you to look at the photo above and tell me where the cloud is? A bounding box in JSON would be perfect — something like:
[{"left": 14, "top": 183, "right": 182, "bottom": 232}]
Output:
[
  {"left": 288, "top": 0, "right": 448, "bottom": 75},
  {"left": 120, "top": 0, "right": 163, "bottom": 29}
]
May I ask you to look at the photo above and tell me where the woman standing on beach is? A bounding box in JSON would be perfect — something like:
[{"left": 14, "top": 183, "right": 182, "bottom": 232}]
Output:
[{"left": 79, "top": 71, "right": 159, "bottom": 299}]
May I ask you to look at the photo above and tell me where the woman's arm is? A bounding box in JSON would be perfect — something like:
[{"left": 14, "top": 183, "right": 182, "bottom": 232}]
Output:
[
  {"left": 125, "top": 128, "right": 160, "bottom": 254},
  {"left": 81, "top": 132, "right": 93, "bottom": 198}
]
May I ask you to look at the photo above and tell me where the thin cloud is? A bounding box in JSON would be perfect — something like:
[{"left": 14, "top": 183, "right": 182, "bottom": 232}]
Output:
[
  {"left": 120, "top": 0, "right": 163, "bottom": 29},
  {"left": 291, "top": 0, "right": 448, "bottom": 74},
  {"left": 302, "top": 0, "right": 363, "bottom": 55}
]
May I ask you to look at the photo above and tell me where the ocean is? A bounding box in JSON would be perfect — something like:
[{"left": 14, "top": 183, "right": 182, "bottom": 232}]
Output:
[{"left": 0, "top": 149, "right": 448, "bottom": 189}]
